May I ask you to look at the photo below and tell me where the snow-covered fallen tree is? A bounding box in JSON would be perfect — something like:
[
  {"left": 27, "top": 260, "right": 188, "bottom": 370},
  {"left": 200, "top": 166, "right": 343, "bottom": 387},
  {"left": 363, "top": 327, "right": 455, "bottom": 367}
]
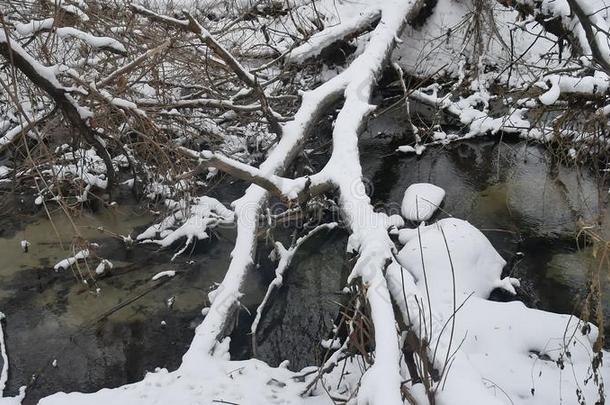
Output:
[{"left": 2, "top": 0, "right": 610, "bottom": 404}]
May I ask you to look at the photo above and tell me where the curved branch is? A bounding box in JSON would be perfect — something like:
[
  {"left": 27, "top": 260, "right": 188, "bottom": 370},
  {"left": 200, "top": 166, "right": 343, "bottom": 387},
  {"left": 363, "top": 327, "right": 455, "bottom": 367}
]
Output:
[{"left": 178, "top": 147, "right": 330, "bottom": 202}]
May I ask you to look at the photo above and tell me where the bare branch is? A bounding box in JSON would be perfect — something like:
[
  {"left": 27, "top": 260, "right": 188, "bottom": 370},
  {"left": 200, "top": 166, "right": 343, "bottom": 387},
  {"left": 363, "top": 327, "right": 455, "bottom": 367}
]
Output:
[
  {"left": 131, "top": 4, "right": 283, "bottom": 138},
  {"left": 98, "top": 39, "right": 172, "bottom": 88}
]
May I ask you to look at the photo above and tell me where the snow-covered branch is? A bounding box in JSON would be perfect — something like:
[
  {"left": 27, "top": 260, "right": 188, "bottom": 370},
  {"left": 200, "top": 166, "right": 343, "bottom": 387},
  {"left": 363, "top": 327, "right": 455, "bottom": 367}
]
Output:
[
  {"left": 137, "top": 98, "right": 289, "bottom": 121},
  {"left": 137, "top": 196, "right": 234, "bottom": 261},
  {"left": 286, "top": 7, "right": 381, "bottom": 64},
  {"left": 178, "top": 147, "right": 329, "bottom": 202},
  {"left": 0, "top": 29, "right": 116, "bottom": 190},
  {"left": 567, "top": 0, "right": 610, "bottom": 73},
  {"left": 0, "top": 112, "right": 47, "bottom": 153},
  {"left": 250, "top": 222, "right": 338, "bottom": 351},
  {"left": 55, "top": 27, "right": 127, "bottom": 56}
]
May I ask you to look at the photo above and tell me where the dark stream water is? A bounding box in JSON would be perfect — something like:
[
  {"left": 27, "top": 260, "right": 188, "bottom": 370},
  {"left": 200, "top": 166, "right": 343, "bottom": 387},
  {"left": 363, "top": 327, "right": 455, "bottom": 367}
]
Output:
[{"left": 0, "top": 117, "right": 609, "bottom": 403}]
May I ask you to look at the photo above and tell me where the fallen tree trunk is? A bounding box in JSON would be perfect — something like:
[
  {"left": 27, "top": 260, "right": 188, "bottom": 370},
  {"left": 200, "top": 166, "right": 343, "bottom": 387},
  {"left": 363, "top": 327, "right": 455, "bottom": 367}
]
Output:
[{"left": 180, "top": 2, "right": 440, "bottom": 404}]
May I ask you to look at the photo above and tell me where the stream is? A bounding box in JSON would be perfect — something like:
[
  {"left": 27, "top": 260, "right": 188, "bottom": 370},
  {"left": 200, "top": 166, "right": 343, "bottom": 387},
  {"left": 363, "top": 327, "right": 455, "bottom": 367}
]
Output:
[{"left": 0, "top": 121, "right": 609, "bottom": 403}]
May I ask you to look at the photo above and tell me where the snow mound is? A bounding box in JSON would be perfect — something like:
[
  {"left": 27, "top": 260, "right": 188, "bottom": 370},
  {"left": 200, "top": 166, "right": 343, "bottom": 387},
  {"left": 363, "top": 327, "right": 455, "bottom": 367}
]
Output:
[
  {"left": 396, "top": 218, "right": 516, "bottom": 304},
  {"left": 401, "top": 183, "right": 445, "bottom": 221},
  {"left": 37, "top": 344, "right": 314, "bottom": 405},
  {"left": 396, "top": 217, "right": 608, "bottom": 405}
]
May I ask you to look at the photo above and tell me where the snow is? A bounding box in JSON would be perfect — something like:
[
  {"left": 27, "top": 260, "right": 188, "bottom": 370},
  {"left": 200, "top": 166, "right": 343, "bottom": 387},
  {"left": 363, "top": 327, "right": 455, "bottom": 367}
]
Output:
[
  {"left": 571, "top": 0, "right": 610, "bottom": 68},
  {"left": 394, "top": 0, "right": 561, "bottom": 85},
  {"left": 401, "top": 183, "right": 446, "bottom": 221},
  {"left": 397, "top": 218, "right": 518, "bottom": 303},
  {"left": 0, "top": 312, "right": 25, "bottom": 404},
  {"left": 539, "top": 72, "right": 610, "bottom": 105},
  {"left": 53, "top": 249, "right": 89, "bottom": 271},
  {"left": 14, "top": 18, "right": 54, "bottom": 36},
  {"left": 410, "top": 87, "right": 535, "bottom": 140},
  {"left": 0, "top": 124, "right": 30, "bottom": 149},
  {"left": 396, "top": 145, "right": 416, "bottom": 153},
  {"left": 287, "top": 8, "right": 381, "bottom": 64},
  {"left": 394, "top": 217, "right": 608, "bottom": 405},
  {"left": 137, "top": 196, "right": 234, "bottom": 261},
  {"left": 46, "top": 0, "right": 89, "bottom": 21},
  {"left": 151, "top": 270, "right": 176, "bottom": 281},
  {"left": 56, "top": 27, "right": 126, "bottom": 54},
  {"left": 94, "top": 259, "right": 113, "bottom": 275},
  {"left": 0, "top": 312, "right": 7, "bottom": 395},
  {"left": 0, "top": 389, "right": 25, "bottom": 405},
  {"left": 38, "top": 347, "right": 319, "bottom": 405},
  {"left": 320, "top": 338, "right": 341, "bottom": 350}
]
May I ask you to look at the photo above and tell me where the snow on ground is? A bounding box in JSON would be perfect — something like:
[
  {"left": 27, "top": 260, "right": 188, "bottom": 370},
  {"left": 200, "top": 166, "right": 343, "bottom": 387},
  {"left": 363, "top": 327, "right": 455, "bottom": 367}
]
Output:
[
  {"left": 396, "top": 218, "right": 518, "bottom": 303},
  {"left": 37, "top": 339, "right": 329, "bottom": 405},
  {"left": 396, "top": 216, "right": 608, "bottom": 405},
  {"left": 401, "top": 183, "right": 446, "bottom": 221},
  {"left": 2, "top": 0, "right": 610, "bottom": 403}
]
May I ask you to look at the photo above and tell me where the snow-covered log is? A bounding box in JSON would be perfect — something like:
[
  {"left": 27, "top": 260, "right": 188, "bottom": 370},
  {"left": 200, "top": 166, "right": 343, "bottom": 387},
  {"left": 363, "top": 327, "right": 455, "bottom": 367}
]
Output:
[{"left": 286, "top": 7, "right": 382, "bottom": 64}]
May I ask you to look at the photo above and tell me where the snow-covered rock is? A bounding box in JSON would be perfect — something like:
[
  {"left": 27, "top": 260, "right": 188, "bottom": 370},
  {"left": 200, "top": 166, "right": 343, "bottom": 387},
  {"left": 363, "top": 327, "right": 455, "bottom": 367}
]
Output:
[
  {"left": 396, "top": 217, "right": 608, "bottom": 405},
  {"left": 401, "top": 183, "right": 445, "bottom": 221},
  {"left": 396, "top": 218, "right": 517, "bottom": 305}
]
